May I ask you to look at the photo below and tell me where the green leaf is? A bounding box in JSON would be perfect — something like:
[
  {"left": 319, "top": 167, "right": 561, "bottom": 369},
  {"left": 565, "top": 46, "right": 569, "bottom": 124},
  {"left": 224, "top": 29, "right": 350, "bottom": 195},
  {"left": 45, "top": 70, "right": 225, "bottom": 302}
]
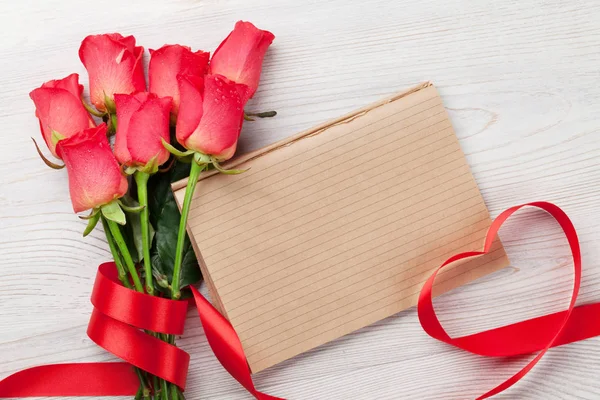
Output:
[
  {"left": 83, "top": 211, "right": 100, "bottom": 237},
  {"left": 148, "top": 158, "right": 201, "bottom": 291},
  {"left": 101, "top": 201, "right": 126, "bottom": 225}
]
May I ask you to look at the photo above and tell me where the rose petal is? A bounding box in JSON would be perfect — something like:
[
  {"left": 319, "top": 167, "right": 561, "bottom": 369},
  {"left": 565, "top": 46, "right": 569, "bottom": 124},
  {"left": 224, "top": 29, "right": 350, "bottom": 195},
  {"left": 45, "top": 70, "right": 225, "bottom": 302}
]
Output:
[
  {"left": 57, "top": 124, "right": 127, "bottom": 213},
  {"left": 30, "top": 85, "right": 95, "bottom": 158},
  {"left": 149, "top": 45, "right": 209, "bottom": 116},
  {"left": 79, "top": 34, "right": 146, "bottom": 110},
  {"left": 184, "top": 74, "right": 247, "bottom": 160},
  {"left": 41, "top": 73, "right": 83, "bottom": 98},
  {"left": 210, "top": 21, "right": 274, "bottom": 99},
  {"left": 176, "top": 75, "right": 204, "bottom": 145},
  {"left": 126, "top": 95, "right": 172, "bottom": 166},
  {"left": 114, "top": 93, "right": 146, "bottom": 164}
]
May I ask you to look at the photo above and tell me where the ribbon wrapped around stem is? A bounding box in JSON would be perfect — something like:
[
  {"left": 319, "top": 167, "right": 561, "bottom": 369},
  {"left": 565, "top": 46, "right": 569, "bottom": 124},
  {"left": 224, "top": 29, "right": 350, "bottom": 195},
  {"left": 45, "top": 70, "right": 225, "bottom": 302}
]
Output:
[
  {"left": 1, "top": 202, "right": 599, "bottom": 399},
  {"left": 0, "top": 263, "right": 280, "bottom": 399}
]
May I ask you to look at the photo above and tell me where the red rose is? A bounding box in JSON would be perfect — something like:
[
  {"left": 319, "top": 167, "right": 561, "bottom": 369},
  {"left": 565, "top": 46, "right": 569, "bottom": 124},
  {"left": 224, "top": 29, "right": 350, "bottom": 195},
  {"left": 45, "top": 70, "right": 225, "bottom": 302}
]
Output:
[
  {"left": 79, "top": 33, "right": 145, "bottom": 112},
  {"left": 177, "top": 74, "right": 247, "bottom": 160},
  {"left": 149, "top": 45, "right": 209, "bottom": 117},
  {"left": 57, "top": 124, "right": 128, "bottom": 213},
  {"left": 210, "top": 21, "right": 274, "bottom": 100},
  {"left": 29, "top": 73, "right": 95, "bottom": 158},
  {"left": 114, "top": 92, "right": 172, "bottom": 168}
]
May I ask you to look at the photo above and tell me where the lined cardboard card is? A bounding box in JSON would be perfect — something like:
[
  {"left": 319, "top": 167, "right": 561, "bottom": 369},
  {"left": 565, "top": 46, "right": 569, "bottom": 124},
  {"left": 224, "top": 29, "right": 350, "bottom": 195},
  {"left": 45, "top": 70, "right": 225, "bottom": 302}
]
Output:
[{"left": 173, "top": 82, "right": 509, "bottom": 373}]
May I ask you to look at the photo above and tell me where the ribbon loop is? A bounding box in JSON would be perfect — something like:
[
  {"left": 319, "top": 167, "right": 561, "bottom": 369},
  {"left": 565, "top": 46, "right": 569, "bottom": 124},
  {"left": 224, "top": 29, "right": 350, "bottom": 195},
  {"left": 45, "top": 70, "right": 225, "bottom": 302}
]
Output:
[
  {"left": 87, "top": 308, "right": 190, "bottom": 389},
  {"left": 0, "top": 261, "right": 279, "bottom": 398},
  {"left": 92, "top": 263, "right": 188, "bottom": 335},
  {"left": 417, "top": 202, "right": 597, "bottom": 399}
]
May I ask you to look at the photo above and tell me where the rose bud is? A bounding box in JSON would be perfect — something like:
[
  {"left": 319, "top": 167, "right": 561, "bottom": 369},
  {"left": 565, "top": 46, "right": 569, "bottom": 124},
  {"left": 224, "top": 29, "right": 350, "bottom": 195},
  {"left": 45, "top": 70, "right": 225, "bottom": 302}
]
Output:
[
  {"left": 210, "top": 21, "right": 274, "bottom": 100},
  {"left": 176, "top": 74, "right": 248, "bottom": 161},
  {"left": 29, "top": 73, "right": 96, "bottom": 158},
  {"left": 57, "top": 124, "right": 128, "bottom": 213},
  {"left": 149, "top": 45, "right": 209, "bottom": 118},
  {"left": 79, "top": 33, "right": 145, "bottom": 112},
  {"left": 114, "top": 92, "right": 172, "bottom": 169}
]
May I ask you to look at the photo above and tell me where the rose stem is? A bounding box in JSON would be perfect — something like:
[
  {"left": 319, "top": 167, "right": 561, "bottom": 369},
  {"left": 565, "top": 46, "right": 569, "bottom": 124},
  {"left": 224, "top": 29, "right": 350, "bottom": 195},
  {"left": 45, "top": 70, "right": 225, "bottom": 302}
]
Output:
[
  {"left": 101, "top": 216, "right": 132, "bottom": 289},
  {"left": 136, "top": 170, "right": 176, "bottom": 397},
  {"left": 104, "top": 218, "right": 151, "bottom": 396},
  {"left": 170, "top": 160, "right": 205, "bottom": 300},
  {"left": 170, "top": 384, "right": 180, "bottom": 400},
  {"left": 161, "top": 379, "right": 169, "bottom": 400},
  {"left": 106, "top": 219, "right": 144, "bottom": 292},
  {"left": 135, "top": 171, "right": 154, "bottom": 295},
  {"left": 151, "top": 374, "right": 159, "bottom": 399},
  {"left": 135, "top": 367, "right": 151, "bottom": 400},
  {"left": 168, "top": 160, "right": 204, "bottom": 400}
]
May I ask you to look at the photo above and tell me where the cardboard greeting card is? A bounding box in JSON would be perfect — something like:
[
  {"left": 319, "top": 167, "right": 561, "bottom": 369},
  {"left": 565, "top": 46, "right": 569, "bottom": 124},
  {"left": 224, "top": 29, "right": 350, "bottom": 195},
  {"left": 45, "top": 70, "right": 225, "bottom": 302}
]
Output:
[{"left": 173, "top": 82, "right": 509, "bottom": 373}]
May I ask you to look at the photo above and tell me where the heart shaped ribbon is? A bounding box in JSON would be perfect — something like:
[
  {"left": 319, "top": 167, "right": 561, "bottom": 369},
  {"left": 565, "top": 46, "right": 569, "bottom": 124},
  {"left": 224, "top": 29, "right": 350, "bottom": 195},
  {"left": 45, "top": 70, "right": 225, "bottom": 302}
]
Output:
[
  {"left": 1, "top": 202, "right": 599, "bottom": 399},
  {"left": 418, "top": 202, "right": 600, "bottom": 399}
]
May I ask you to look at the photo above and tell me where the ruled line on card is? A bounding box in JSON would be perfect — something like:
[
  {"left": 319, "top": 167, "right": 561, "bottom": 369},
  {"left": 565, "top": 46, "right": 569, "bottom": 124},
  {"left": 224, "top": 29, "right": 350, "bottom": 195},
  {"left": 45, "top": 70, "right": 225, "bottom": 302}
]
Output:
[{"left": 174, "top": 83, "right": 509, "bottom": 373}]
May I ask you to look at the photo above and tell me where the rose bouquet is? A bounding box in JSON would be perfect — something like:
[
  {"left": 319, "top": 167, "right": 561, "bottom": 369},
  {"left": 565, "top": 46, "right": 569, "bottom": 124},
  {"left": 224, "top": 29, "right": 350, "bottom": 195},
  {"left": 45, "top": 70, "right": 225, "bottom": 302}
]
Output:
[{"left": 29, "top": 21, "right": 275, "bottom": 400}]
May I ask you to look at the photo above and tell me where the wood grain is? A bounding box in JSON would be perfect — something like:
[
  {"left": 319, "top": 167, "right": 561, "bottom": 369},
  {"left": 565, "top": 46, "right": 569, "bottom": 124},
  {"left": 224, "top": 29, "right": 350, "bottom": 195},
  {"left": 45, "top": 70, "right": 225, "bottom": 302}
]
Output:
[{"left": 0, "top": 0, "right": 599, "bottom": 398}]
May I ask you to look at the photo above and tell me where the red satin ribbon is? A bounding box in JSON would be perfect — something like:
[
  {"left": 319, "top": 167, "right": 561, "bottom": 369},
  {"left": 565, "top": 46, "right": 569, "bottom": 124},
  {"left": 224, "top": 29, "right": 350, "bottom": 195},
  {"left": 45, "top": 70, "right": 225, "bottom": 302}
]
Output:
[
  {"left": 418, "top": 202, "right": 600, "bottom": 399},
  {"left": 0, "top": 202, "right": 598, "bottom": 399},
  {"left": 0, "top": 263, "right": 279, "bottom": 399}
]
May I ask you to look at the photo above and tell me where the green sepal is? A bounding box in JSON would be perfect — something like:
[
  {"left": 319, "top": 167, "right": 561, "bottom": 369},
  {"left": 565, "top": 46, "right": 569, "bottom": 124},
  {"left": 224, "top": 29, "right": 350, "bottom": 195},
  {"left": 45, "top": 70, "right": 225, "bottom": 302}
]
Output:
[
  {"left": 78, "top": 208, "right": 99, "bottom": 220},
  {"left": 82, "top": 100, "right": 105, "bottom": 117},
  {"left": 139, "top": 155, "right": 160, "bottom": 175},
  {"left": 162, "top": 138, "right": 194, "bottom": 158},
  {"left": 83, "top": 210, "right": 101, "bottom": 237},
  {"left": 31, "top": 138, "right": 64, "bottom": 169},
  {"left": 123, "top": 165, "right": 137, "bottom": 175},
  {"left": 194, "top": 152, "right": 211, "bottom": 164},
  {"left": 117, "top": 199, "right": 145, "bottom": 213},
  {"left": 101, "top": 200, "right": 127, "bottom": 225},
  {"left": 110, "top": 114, "right": 118, "bottom": 132},
  {"left": 51, "top": 130, "right": 65, "bottom": 146},
  {"left": 210, "top": 157, "right": 247, "bottom": 175},
  {"left": 106, "top": 113, "right": 117, "bottom": 136},
  {"left": 103, "top": 93, "right": 116, "bottom": 114},
  {"left": 122, "top": 155, "right": 160, "bottom": 177}
]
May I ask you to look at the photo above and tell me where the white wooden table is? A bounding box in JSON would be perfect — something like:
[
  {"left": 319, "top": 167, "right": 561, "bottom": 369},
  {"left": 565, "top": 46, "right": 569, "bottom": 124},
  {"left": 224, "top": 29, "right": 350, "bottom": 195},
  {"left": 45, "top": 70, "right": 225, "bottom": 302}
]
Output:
[{"left": 1, "top": 0, "right": 599, "bottom": 398}]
